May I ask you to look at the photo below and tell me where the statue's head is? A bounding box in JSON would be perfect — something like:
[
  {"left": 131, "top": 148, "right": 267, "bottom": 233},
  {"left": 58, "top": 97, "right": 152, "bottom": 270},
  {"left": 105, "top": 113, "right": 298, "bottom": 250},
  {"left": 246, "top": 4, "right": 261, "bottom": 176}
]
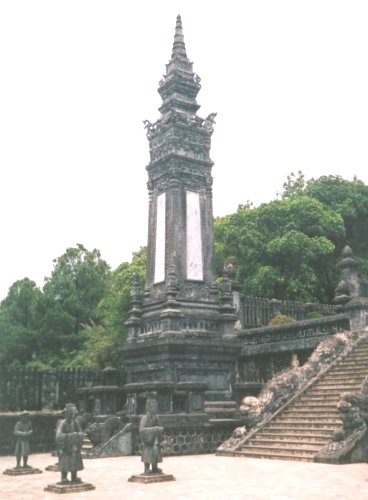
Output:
[
  {"left": 239, "top": 396, "right": 262, "bottom": 431},
  {"left": 146, "top": 399, "right": 158, "bottom": 415},
  {"left": 64, "top": 403, "right": 77, "bottom": 420},
  {"left": 20, "top": 411, "right": 30, "bottom": 421}
]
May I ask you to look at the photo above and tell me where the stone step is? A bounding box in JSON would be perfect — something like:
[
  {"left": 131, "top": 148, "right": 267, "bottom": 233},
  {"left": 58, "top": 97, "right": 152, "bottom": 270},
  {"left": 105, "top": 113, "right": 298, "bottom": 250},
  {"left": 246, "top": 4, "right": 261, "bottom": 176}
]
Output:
[
  {"left": 280, "top": 412, "right": 338, "bottom": 420},
  {"left": 248, "top": 437, "right": 327, "bottom": 448},
  {"left": 327, "top": 365, "right": 368, "bottom": 370},
  {"left": 280, "top": 413, "right": 338, "bottom": 421},
  {"left": 321, "top": 373, "right": 366, "bottom": 380},
  {"left": 208, "top": 418, "right": 243, "bottom": 425},
  {"left": 338, "top": 358, "right": 368, "bottom": 363},
  {"left": 275, "top": 414, "right": 340, "bottom": 421},
  {"left": 338, "top": 356, "right": 368, "bottom": 361},
  {"left": 344, "top": 347, "right": 368, "bottom": 352},
  {"left": 310, "top": 383, "right": 350, "bottom": 389},
  {"left": 315, "top": 375, "right": 363, "bottom": 381},
  {"left": 236, "top": 445, "right": 317, "bottom": 458},
  {"left": 204, "top": 407, "right": 237, "bottom": 414},
  {"left": 323, "top": 376, "right": 365, "bottom": 383},
  {"left": 306, "top": 381, "right": 361, "bottom": 395},
  {"left": 307, "top": 388, "right": 357, "bottom": 396},
  {"left": 283, "top": 405, "right": 338, "bottom": 412},
  {"left": 267, "top": 421, "right": 339, "bottom": 430},
  {"left": 312, "top": 381, "right": 363, "bottom": 388},
  {"left": 262, "top": 428, "right": 337, "bottom": 438},
  {"left": 308, "top": 385, "right": 355, "bottom": 392},
  {"left": 298, "top": 395, "right": 339, "bottom": 401},
  {"left": 332, "top": 362, "right": 368, "bottom": 369},
  {"left": 232, "top": 450, "right": 314, "bottom": 462},
  {"left": 204, "top": 400, "right": 237, "bottom": 408},
  {"left": 260, "top": 430, "right": 334, "bottom": 440},
  {"left": 292, "top": 402, "right": 337, "bottom": 409},
  {"left": 327, "top": 370, "right": 367, "bottom": 376}
]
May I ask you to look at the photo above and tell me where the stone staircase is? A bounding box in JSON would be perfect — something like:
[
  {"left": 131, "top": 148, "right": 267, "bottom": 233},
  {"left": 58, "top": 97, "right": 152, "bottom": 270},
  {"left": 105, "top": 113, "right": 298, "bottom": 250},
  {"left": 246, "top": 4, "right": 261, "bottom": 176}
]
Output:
[
  {"left": 81, "top": 433, "right": 94, "bottom": 458},
  {"left": 224, "top": 334, "right": 368, "bottom": 462},
  {"left": 205, "top": 400, "right": 243, "bottom": 426}
]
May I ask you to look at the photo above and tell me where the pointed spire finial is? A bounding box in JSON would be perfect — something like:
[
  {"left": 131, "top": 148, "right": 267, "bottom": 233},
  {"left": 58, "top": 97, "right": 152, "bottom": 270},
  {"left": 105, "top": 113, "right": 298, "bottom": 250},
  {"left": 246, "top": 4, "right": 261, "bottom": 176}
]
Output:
[{"left": 171, "top": 14, "right": 187, "bottom": 59}]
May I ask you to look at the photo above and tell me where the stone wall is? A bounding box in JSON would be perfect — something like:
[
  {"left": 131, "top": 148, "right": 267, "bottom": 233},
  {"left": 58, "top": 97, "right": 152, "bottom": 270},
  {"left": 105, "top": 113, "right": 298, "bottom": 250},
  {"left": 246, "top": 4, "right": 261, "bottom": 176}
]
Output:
[
  {"left": 0, "top": 367, "right": 127, "bottom": 411},
  {"left": 241, "top": 296, "right": 340, "bottom": 329},
  {"left": 236, "top": 314, "right": 351, "bottom": 393},
  {"left": 132, "top": 423, "right": 234, "bottom": 456}
]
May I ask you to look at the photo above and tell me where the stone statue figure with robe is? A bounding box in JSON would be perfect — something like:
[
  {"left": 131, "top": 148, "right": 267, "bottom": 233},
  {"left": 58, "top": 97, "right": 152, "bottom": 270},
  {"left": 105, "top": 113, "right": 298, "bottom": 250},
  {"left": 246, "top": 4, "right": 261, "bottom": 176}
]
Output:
[
  {"left": 14, "top": 411, "right": 33, "bottom": 469},
  {"left": 56, "top": 403, "right": 84, "bottom": 484},
  {"left": 139, "top": 399, "right": 164, "bottom": 474}
]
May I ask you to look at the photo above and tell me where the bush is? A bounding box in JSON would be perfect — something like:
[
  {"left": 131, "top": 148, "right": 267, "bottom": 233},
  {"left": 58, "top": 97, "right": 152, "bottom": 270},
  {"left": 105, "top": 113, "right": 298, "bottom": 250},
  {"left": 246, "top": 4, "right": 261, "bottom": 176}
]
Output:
[
  {"left": 306, "top": 311, "right": 324, "bottom": 320},
  {"left": 268, "top": 314, "right": 296, "bottom": 326}
]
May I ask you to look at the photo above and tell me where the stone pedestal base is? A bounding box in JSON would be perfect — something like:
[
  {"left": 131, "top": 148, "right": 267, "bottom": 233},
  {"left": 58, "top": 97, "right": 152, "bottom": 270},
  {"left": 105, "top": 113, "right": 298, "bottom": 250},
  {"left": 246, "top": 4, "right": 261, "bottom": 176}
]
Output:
[
  {"left": 44, "top": 482, "right": 95, "bottom": 494},
  {"left": 3, "top": 467, "right": 42, "bottom": 476},
  {"left": 128, "top": 472, "right": 175, "bottom": 484},
  {"left": 45, "top": 463, "right": 59, "bottom": 471}
]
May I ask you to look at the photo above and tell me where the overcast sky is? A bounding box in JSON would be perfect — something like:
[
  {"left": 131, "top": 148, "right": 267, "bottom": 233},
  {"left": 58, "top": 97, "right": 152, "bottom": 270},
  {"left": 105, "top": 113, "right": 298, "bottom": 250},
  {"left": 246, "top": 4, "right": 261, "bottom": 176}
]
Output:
[{"left": 1, "top": 1, "right": 368, "bottom": 301}]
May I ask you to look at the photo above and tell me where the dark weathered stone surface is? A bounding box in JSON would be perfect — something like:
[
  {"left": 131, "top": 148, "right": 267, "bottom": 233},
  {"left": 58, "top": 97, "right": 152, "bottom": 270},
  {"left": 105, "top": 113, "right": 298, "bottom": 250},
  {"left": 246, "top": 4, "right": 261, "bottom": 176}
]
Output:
[
  {"left": 122, "top": 17, "right": 239, "bottom": 402},
  {"left": 44, "top": 482, "right": 95, "bottom": 493},
  {"left": 128, "top": 472, "right": 175, "bottom": 484},
  {"left": 45, "top": 462, "right": 59, "bottom": 471},
  {"left": 218, "top": 330, "right": 360, "bottom": 454},
  {"left": 83, "top": 423, "right": 133, "bottom": 458},
  {"left": 3, "top": 466, "right": 42, "bottom": 475},
  {"left": 315, "top": 376, "right": 368, "bottom": 463}
]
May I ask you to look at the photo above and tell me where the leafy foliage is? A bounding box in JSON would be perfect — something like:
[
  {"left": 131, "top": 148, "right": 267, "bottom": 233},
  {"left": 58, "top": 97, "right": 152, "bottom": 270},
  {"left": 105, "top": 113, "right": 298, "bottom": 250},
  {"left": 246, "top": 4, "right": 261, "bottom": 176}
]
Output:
[
  {"left": 282, "top": 170, "right": 306, "bottom": 199},
  {"left": 0, "top": 244, "right": 147, "bottom": 368},
  {"left": 268, "top": 314, "right": 296, "bottom": 326},
  {"left": 215, "top": 194, "right": 345, "bottom": 302},
  {"left": 0, "top": 278, "right": 42, "bottom": 366},
  {"left": 304, "top": 175, "right": 368, "bottom": 271},
  {"left": 35, "top": 244, "right": 111, "bottom": 366},
  {"left": 76, "top": 247, "right": 147, "bottom": 368}
]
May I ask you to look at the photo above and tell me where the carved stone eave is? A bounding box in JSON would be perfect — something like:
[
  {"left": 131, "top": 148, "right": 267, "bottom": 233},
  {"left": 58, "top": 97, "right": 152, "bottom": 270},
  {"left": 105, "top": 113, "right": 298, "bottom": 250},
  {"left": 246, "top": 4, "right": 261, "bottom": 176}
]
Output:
[{"left": 146, "top": 153, "right": 214, "bottom": 172}]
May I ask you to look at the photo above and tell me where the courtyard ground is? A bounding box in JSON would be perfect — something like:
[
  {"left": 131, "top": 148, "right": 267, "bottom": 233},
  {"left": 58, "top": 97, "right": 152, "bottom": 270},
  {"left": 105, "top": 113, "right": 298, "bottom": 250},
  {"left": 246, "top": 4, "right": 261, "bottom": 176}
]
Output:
[{"left": 1, "top": 452, "right": 367, "bottom": 499}]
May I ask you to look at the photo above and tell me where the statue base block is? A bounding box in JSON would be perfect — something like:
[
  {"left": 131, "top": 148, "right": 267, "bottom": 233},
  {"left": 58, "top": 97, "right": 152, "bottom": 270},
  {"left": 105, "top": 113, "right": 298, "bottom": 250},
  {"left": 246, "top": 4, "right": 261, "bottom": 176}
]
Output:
[
  {"left": 128, "top": 472, "right": 175, "bottom": 484},
  {"left": 44, "top": 482, "right": 95, "bottom": 494},
  {"left": 3, "top": 467, "right": 42, "bottom": 476},
  {"left": 45, "top": 463, "right": 59, "bottom": 471}
]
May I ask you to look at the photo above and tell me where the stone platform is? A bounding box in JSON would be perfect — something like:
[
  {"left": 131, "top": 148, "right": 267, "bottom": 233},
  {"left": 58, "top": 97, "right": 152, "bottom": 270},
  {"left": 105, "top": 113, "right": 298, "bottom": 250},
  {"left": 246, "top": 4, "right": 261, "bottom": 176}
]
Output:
[
  {"left": 128, "top": 472, "right": 175, "bottom": 484},
  {"left": 3, "top": 466, "right": 42, "bottom": 476},
  {"left": 44, "top": 482, "right": 95, "bottom": 494},
  {"left": 45, "top": 463, "right": 59, "bottom": 472}
]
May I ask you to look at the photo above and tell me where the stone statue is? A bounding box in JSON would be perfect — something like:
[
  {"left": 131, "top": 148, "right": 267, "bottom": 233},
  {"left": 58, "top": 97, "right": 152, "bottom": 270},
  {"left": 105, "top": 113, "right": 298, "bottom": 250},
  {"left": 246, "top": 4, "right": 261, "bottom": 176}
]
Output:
[
  {"left": 240, "top": 396, "right": 263, "bottom": 432},
  {"left": 14, "top": 411, "right": 33, "bottom": 469},
  {"left": 143, "top": 119, "right": 156, "bottom": 138},
  {"left": 139, "top": 399, "right": 163, "bottom": 474},
  {"left": 56, "top": 403, "right": 84, "bottom": 484},
  {"left": 203, "top": 112, "right": 217, "bottom": 131}
]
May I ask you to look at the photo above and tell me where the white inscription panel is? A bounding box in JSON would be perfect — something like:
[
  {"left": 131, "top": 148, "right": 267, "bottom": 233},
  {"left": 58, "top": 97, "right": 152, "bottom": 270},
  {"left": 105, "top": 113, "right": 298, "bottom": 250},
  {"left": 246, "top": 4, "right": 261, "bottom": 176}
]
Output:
[
  {"left": 186, "top": 191, "right": 203, "bottom": 280},
  {"left": 154, "top": 193, "right": 166, "bottom": 283}
]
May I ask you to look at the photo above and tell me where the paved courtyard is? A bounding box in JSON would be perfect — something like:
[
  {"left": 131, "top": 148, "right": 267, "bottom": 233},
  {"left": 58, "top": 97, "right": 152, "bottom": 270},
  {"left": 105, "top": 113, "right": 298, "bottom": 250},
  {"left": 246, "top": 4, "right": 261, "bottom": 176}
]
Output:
[{"left": 1, "top": 452, "right": 368, "bottom": 499}]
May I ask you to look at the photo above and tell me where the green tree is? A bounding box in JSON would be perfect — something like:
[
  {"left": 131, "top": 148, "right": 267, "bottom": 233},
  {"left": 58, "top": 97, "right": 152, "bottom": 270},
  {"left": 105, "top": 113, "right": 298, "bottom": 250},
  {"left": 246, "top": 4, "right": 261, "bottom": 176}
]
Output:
[
  {"left": 37, "top": 244, "right": 110, "bottom": 366},
  {"left": 70, "top": 247, "right": 147, "bottom": 368},
  {"left": 0, "top": 278, "right": 42, "bottom": 365},
  {"left": 305, "top": 175, "right": 368, "bottom": 270},
  {"left": 282, "top": 170, "right": 306, "bottom": 199},
  {"left": 214, "top": 196, "right": 345, "bottom": 302}
]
